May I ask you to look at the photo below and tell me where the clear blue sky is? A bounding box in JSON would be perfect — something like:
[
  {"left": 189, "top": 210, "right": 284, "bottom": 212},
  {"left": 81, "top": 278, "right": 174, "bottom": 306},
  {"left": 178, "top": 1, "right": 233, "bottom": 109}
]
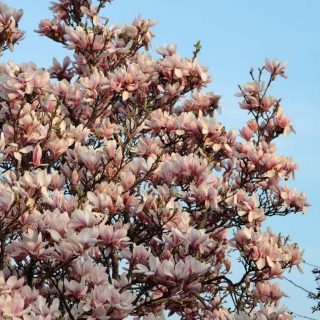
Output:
[{"left": 6, "top": 1, "right": 320, "bottom": 318}]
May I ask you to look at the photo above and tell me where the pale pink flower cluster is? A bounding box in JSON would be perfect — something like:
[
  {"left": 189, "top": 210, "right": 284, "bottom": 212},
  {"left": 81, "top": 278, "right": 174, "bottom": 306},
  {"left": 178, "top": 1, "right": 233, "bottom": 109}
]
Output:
[
  {"left": 252, "top": 281, "right": 290, "bottom": 307},
  {"left": 236, "top": 59, "right": 288, "bottom": 117},
  {"left": 0, "top": 61, "right": 50, "bottom": 99},
  {"left": 232, "top": 305, "right": 293, "bottom": 320},
  {"left": 231, "top": 227, "right": 304, "bottom": 274},
  {"left": 0, "top": 2, "right": 25, "bottom": 56},
  {"left": 0, "top": 271, "right": 61, "bottom": 319},
  {"left": 0, "top": 0, "right": 310, "bottom": 319}
]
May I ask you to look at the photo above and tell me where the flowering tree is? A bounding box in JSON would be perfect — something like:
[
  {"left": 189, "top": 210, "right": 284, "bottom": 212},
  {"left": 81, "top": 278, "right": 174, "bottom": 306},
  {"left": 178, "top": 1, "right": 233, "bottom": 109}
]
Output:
[{"left": 0, "top": 1, "right": 310, "bottom": 319}]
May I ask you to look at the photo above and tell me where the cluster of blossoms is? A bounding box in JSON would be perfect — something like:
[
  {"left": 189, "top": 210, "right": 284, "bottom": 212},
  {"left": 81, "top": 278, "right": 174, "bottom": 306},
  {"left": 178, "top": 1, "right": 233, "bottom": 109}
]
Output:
[
  {"left": 0, "top": 1, "right": 24, "bottom": 56},
  {"left": 0, "top": 1, "right": 310, "bottom": 319}
]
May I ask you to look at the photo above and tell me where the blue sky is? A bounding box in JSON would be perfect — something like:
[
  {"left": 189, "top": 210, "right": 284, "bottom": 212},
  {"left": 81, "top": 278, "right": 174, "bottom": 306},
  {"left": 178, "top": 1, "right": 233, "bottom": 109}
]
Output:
[{"left": 6, "top": 0, "right": 320, "bottom": 318}]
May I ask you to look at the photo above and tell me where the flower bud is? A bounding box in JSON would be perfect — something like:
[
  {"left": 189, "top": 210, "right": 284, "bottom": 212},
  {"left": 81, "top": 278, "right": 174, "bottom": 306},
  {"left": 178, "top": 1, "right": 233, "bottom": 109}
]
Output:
[{"left": 72, "top": 170, "right": 79, "bottom": 184}]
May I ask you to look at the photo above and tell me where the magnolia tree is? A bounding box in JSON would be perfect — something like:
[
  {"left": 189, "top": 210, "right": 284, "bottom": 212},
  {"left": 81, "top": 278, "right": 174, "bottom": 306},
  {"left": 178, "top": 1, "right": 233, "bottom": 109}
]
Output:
[{"left": 0, "top": 1, "right": 310, "bottom": 319}]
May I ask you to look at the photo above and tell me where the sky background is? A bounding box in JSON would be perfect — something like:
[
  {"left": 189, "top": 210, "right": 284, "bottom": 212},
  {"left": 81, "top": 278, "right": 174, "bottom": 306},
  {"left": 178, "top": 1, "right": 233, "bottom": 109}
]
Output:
[{"left": 5, "top": 1, "right": 320, "bottom": 319}]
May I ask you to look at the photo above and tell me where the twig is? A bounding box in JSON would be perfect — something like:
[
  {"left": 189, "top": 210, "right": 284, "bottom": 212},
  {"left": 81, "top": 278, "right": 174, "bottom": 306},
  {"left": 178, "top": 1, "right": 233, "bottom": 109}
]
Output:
[
  {"left": 288, "top": 309, "right": 318, "bottom": 320},
  {"left": 304, "top": 261, "right": 320, "bottom": 269},
  {"left": 284, "top": 276, "right": 314, "bottom": 295}
]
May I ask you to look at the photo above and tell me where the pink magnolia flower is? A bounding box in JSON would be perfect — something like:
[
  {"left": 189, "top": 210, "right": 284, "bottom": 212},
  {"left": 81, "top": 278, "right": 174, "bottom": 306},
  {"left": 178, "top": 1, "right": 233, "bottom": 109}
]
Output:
[
  {"left": 71, "top": 205, "right": 99, "bottom": 229},
  {"left": 236, "top": 80, "right": 265, "bottom": 96},
  {"left": 260, "top": 95, "right": 276, "bottom": 111},
  {"left": 1, "top": 292, "right": 31, "bottom": 319},
  {"left": 0, "top": 184, "right": 14, "bottom": 211},
  {"left": 76, "top": 145, "right": 102, "bottom": 170},
  {"left": 99, "top": 221, "right": 130, "bottom": 248},
  {"left": 87, "top": 191, "right": 113, "bottom": 212},
  {"left": 185, "top": 228, "right": 210, "bottom": 254},
  {"left": 66, "top": 227, "right": 99, "bottom": 254},
  {"left": 96, "top": 119, "right": 119, "bottom": 139},
  {"left": 239, "top": 126, "right": 253, "bottom": 141},
  {"left": 120, "top": 171, "right": 136, "bottom": 191},
  {"left": 49, "top": 55, "right": 74, "bottom": 80},
  {"left": 48, "top": 138, "right": 70, "bottom": 157},
  {"left": 265, "top": 58, "right": 289, "bottom": 79},
  {"left": 64, "top": 279, "right": 88, "bottom": 297},
  {"left": 31, "top": 296, "right": 61, "bottom": 319},
  {"left": 7, "top": 228, "right": 54, "bottom": 260},
  {"left": 64, "top": 25, "right": 89, "bottom": 49},
  {"left": 53, "top": 240, "right": 78, "bottom": 261},
  {"left": 32, "top": 144, "right": 42, "bottom": 166},
  {"left": 19, "top": 169, "right": 51, "bottom": 191},
  {"left": 156, "top": 43, "right": 177, "bottom": 56},
  {"left": 132, "top": 136, "right": 161, "bottom": 158},
  {"left": 121, "top": 244, "right": 151, "bottom": 265},
  {"left": 80, "top": 6, "right": 100, "bottom": 26},
  {"left": 35, "top": 18, "right": 65, "bottom": 42},
  {"left": 273, "top": 108, "right": 294, "bottom": 136},
  {"left": 0, "top": 271, "right": 25, "bottom": 292},
  {"left": 247, "top": 119, "right": 259, "bottom": 132}
]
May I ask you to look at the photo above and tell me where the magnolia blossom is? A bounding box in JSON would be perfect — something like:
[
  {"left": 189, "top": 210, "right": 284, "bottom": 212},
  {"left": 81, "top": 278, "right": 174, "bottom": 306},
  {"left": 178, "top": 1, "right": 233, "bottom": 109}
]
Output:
[
  {"left": 76, "top": 145, "right": 102, "bottom": 170},
  {"left": 265, "top": 58, "right": 289, "bottom": 79}
]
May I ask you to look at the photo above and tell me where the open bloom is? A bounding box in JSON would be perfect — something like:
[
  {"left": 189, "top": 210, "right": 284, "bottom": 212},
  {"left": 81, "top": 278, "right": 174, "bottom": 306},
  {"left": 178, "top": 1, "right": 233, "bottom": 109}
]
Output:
[{"left": 265, "top": 58, "right": 288, "bottom": 79}]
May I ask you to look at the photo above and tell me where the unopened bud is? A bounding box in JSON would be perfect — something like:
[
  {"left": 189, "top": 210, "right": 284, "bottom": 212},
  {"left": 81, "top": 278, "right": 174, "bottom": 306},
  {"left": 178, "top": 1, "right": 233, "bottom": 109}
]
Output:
[
  {"left": 33, "top": 144, "right": 42, "bottom": 167},
  {"left": 72, "top": 170, "right": 79, "bottom": 184}
]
